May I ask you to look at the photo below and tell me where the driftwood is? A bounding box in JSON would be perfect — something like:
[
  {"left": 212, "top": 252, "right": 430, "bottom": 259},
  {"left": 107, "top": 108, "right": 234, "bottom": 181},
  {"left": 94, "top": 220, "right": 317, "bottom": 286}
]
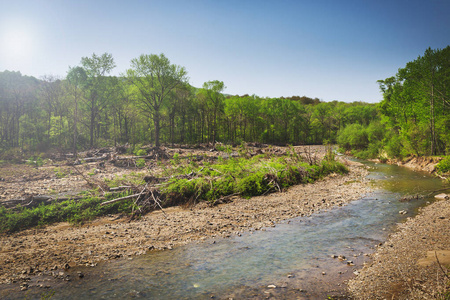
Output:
[
  {"left": 100, "top": 193, "right": 141, "bottom": 206},
  {"left": 208, "top": 192, "right": 240, "bottom": 207},
  {"left": 100, "top": 184, "right": 167, "bottom": 218},
  {"left": 115, "top": 155, "right": 153, "bottom": 160},
  {"left": 109, "top": 186, "right": 133, "bottom": 191},
  {"left": 2, "top": 195, "right": 83, "bottom": 209},
  {"left": 83, "top": 156, "right": 107, "bottom": 163}
]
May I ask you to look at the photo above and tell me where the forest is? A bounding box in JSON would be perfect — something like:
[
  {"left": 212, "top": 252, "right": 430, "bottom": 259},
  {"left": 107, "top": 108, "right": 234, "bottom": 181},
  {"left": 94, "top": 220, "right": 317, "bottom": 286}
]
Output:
[{"left": 0, "top": 47, "right": 449, "bottom": 163}]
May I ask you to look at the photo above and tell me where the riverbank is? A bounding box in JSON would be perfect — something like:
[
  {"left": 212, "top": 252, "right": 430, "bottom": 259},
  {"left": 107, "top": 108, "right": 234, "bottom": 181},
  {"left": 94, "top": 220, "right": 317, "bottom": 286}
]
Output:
[
  {"left": 392, "top": 156, "right": 442, "bottom": 174},
  {"left": 346, "top": 155, "right": 450, "bottom": 298},
  {"left": 0, "top": 162, "right": 370, "bottom": 288},
  {"left": 348, "top": 193, "right": 450, "bottom": 299}
]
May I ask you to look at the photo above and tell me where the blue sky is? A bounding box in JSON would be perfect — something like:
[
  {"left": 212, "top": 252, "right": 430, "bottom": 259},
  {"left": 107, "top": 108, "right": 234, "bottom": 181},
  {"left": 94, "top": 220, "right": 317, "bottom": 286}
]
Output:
[{"left": 0, "top": 0, "right": 449, "bottom": 102}]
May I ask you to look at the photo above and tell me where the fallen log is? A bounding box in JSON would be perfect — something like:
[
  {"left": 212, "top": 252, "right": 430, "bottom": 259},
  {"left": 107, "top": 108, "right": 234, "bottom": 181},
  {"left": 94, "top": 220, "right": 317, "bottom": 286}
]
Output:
[
  {"left": 2, "top": 195, "right": 84, "bottom": 209},
  {"left": 109, "top": 186, "right": 133, "bottom": 191},
  {"left": 114, "top": 155, "right": 154, "bottom": 160},
  {"left": 83, "top": 156, "right": 107, "bottom": 163},
  {"left": 100, "top": 193, "right": 141, "bottom": 206}
]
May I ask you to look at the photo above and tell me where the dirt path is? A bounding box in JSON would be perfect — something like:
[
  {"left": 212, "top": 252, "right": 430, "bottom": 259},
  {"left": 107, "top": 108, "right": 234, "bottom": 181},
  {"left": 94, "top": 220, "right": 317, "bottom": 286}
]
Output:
[{"left": 0, "top": 163, "right": 370, "bottom": 285}]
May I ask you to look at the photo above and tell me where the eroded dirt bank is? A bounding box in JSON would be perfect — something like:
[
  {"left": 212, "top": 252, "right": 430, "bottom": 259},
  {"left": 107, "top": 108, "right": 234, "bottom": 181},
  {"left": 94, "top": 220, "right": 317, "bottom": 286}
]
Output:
[
  {"left": 386, "top": 156, "right": 442, "bottom": 174},
  {"left": 348, "top": 195, "right": 450, "bottom": 299},
  {"left": 0, "top": 163, "right": 370, "bottom": 286}
]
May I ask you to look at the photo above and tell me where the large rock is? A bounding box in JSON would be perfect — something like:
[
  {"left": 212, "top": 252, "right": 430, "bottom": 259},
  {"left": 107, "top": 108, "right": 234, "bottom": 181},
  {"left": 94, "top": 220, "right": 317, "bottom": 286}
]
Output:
[
  {"left": 417, "top": 250, "right": 450, "bottom": 266},
  {"left": 435, "top": 193, "right": 449, "bottom": 200}
]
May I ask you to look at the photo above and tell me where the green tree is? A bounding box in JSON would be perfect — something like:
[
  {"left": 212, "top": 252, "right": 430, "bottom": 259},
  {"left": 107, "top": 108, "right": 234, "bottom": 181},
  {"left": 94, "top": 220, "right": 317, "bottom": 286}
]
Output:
[
  {"left": 80, "top": 53, "right": 116, "bottom": 148},
  {"left": 379, "top": 46, "right": 450, "bottom": 156},
  {"left": 66, "top": 66, "right": 87, "bottom": 158},
  {"left": 126, "top": 53, "right": 188, "bottom": 147},
  {"left": 198, "top": 80, "right": 225, "bottom": 144}
]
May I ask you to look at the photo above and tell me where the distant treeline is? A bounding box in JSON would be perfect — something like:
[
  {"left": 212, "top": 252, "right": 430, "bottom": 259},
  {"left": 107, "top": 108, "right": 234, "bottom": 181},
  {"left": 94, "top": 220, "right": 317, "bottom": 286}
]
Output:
[
  {"left": 1, "top": 47, "right": 448, "bottom": 160},
  {"left": 0, "top": 53, "right": 377, "bottom": 157}
]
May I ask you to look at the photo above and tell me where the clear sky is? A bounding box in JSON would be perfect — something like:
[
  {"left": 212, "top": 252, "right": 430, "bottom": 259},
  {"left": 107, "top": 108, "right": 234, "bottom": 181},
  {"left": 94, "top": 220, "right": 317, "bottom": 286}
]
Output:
[{"left": 0, "top": 0, "right": 449, "bottom": 102}]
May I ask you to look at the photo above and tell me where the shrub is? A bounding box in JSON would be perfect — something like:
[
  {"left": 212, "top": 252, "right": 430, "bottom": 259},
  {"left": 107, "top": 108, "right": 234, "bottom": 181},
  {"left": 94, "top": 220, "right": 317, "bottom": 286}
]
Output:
[
  {"left": 135, "top": 149, "right": 147, "bottom": 156},
  {"left": 337, "top": 124, "right": 369, "bottom": 151},
  {"left": 436, "top": 156, "right": 450, "bottom": 174},
  {"left": 136, "top": 158, "right": 146, "bottom": 168}
]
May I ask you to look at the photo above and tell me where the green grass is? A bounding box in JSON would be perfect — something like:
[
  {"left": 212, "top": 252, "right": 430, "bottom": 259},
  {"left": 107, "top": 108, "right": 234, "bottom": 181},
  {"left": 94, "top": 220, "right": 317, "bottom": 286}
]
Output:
[
  {"left": 0, "top": 192, "right": 136, "bottom": 233},
  {"left": 161, "top": 153, "right": 348, "bottom": 204},
  {"left": 0, "top": 150, "right": 348, "bottom": 233}
]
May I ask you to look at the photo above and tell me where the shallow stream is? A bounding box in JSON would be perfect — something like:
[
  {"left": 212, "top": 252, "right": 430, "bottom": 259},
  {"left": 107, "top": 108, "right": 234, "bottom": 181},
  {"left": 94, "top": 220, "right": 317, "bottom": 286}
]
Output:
[{"left": 2, "top": 161, "right": 447, "bottom": 299}]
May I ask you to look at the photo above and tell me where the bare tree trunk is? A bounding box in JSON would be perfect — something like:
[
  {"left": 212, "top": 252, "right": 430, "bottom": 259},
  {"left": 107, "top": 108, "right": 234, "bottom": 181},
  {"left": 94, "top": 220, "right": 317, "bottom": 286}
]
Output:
[
  {"left": 154, "top": 113, "right": 160, "bottom": 147},
  {"left": 73, "top": 97, "right": 78, "bottom": 158}
]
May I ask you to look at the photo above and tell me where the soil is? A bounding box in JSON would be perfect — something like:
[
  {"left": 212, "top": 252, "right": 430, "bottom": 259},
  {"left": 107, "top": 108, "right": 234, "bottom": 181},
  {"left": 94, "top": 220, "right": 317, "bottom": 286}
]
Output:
[
  {"left": 392, "top": 156, "right": 442, "bottom": 173},
  {"left": 0, "top": 145, "right": 371, "bottom": 287}
]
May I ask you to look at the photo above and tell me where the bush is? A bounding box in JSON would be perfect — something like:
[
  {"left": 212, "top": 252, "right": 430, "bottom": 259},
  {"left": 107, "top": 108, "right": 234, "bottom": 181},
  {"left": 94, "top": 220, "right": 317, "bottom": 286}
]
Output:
[
  {"left": 384, "top": 133, "right": 403, "bottom": 158},
  {"left": 134, "top": 149, "right": 147, "bottom": 156},
  {"left": 337, "top": 124, "right": 369, "bottom": 151},
  {"left": 136, "top": 158, "right": 146, "bottom": 168},
  {"left": 436, "top": 156, "right": 450, "bottom": 174}
]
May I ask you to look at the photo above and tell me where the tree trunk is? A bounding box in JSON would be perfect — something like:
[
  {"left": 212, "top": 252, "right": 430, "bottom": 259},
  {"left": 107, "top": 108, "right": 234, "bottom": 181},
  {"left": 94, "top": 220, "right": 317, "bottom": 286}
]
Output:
[{"left": 154, "top": 113, "right": 160, "bottom": 147}]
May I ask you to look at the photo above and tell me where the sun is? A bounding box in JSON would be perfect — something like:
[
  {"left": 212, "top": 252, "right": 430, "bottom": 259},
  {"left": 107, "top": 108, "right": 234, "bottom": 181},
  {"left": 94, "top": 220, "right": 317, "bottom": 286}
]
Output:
[{"left": 2, "top": 28, "right": 34, "bottom": 61}]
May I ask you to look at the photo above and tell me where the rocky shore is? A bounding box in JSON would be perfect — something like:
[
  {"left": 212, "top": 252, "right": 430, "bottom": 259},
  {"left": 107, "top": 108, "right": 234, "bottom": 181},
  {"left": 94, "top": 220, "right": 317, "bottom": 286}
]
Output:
[
  {"left": 348, "top": 195, "right": 450, "bottom": 299},
  {"left": 348, "top": 157, "right": 450, "bottom": 299},
  {"left": 0, "top": 162, "right": 370, "bottom": 287}
]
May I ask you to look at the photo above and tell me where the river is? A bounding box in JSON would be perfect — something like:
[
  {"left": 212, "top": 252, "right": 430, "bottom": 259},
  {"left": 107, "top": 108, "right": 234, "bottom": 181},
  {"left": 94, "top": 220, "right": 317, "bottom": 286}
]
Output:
[{"left": 1, "top": 161, "right": 447, "bottom": 299}]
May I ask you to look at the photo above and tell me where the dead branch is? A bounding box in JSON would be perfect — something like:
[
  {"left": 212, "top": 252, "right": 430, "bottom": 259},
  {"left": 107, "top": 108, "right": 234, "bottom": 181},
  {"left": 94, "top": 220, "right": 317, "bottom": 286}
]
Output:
[
  {"left": 109, "top": 186, "right": 133, "bottom": 191},
  {"left": 208, "top": 192, "right": 240, "bottom": 206},
  {"left": 83, "top": 156, "right": 107, "bottom": 163},
  {"left": 2, "top": 195, "right": 84, "bottom": 209},
  {"left": 70, "top": 164, "right": 106, "bottom": 195},
  {"left": 150, "top": 189, "right": 166, "bottom": 216},
  {"left": 100, "top": 193, "right": 141, "bottom": 206}
]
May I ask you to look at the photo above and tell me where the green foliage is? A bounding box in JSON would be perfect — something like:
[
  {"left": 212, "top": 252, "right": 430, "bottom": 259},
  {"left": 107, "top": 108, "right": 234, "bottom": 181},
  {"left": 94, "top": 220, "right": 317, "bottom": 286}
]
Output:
[
  {"left": 171, "top": 153, "right": 181, "bottom": 166},
  {"left": 0, "top": 193, "right": 137, "bottom": 233},
  {"left": 135, "top": 158, "right": 146, "bottom": 168},
  {"left": 26, "top": 155, "right": 44, "bottom": 167},
  {"left": 134, "top": 149, "right": 147, "bottom": 156},
  {"left": 161, "top": 153, "right": 348, "bottom": 204},
  {"left": 379, "top": 46, "right": 450, "bottom": 157},
  {"left": 384, "top": 132, "right": 403, "bottom": 158},
  {"left": 0, "top": 66, "right": 384, "bottom": 156},
  {"left": 53, "top": 167, "right": 69, "bottom": 178},
  {"left": 337, "top": 124, "right": 369, "bottom": 151},
  {"left": 436, "top": 156, "right": 450, "bottom": 174}
]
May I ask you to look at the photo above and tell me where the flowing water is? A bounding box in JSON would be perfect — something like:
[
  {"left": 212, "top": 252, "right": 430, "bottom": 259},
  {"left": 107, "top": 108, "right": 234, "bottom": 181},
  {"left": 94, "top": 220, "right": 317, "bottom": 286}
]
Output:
[{"left": 1, "top": 162, "right": 448, "bottom": 299}]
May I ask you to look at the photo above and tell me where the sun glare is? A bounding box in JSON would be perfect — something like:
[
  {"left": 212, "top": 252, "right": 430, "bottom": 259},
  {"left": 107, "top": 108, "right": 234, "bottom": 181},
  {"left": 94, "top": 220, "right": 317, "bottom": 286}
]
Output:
[
  {"left": 2, "top": 29, "right": 34, "bottom": 59},
  {"left": 0, "top": 18, "right": 38, "bottom": 68}
]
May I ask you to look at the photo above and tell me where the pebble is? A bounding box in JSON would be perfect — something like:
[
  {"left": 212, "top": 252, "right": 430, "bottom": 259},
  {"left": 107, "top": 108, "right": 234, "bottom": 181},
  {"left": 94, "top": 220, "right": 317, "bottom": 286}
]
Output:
[{"left": 267, "top": 284, "right": 276, "bottom": 288}]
